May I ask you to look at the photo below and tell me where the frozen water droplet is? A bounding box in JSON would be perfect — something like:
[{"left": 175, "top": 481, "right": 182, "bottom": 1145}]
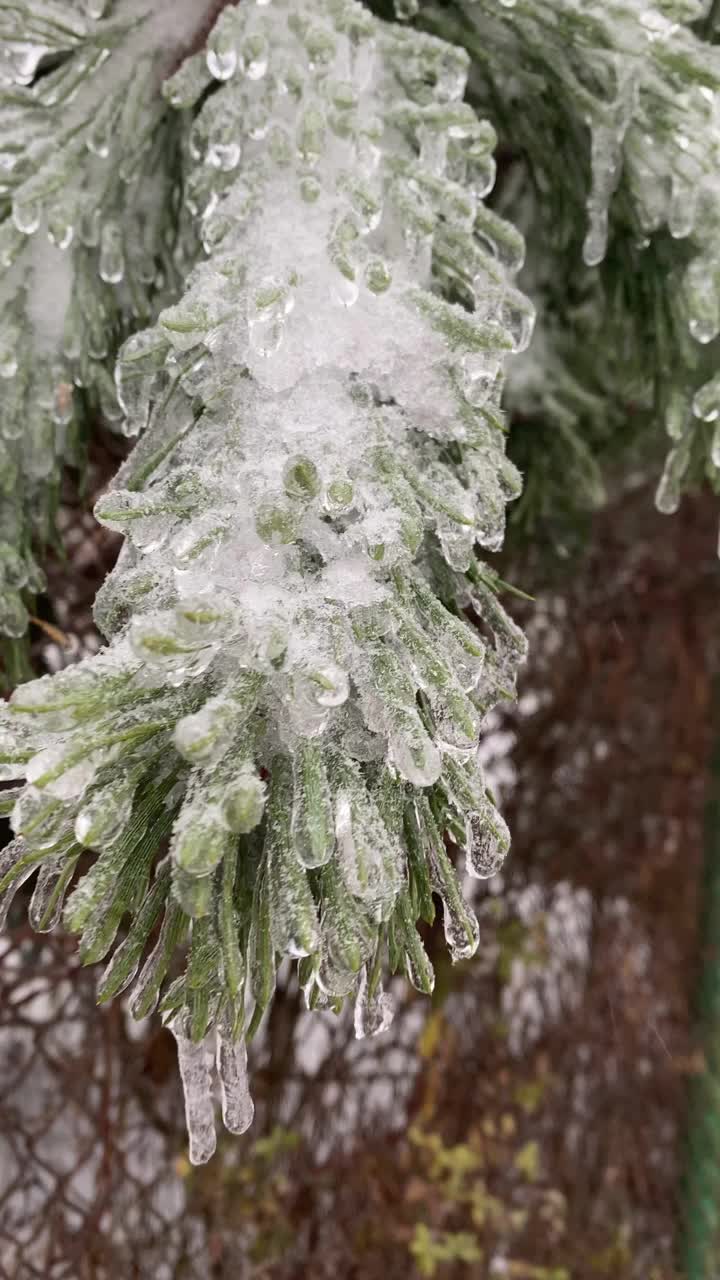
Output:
[
  {"left": 12, "top": 787, "right": 69, "bottom": 850},
  {"left": 207, "top": 141, "right": 241, "bottom": 172},
  {"left": 668, "top": 176, "right": 697, "bottom": 240},
  {"left": 174, "top": 701, "right": 234, "bottom": 764},
  {"left": 437, "top": 520, "right": 474, "bottom": 572},
  {"left": 221, "top": 772, "right": 266, "bottom": 833},
  {"left": 80, "top": 205, "right": 101, "bottom": 248},
  {"left": 115, "top": 329, "right": 167, "bottom": 434},
  {"left": 693, "top": 375, "right": 720, "bottom": 424},
  {"left": 99, "top": 221, "right": 124, "bottom": 284},
  {"left": 665, "top": 389, "right": 688, "bottom": 441},
  {"left": 324, "top": 475, "right": 354, "bottom": 513},
  {"left": 0, "top": 590, "right": 28, "bottom": 641},
  {"left": 207, "top": 47, "right": 238, "bottom": 81},
  {"left": 465, "top": 804, "right": 510, "bottom": 879},
  {"left": 684, "top": 257, "right": 720, "bottom": 345},
  {"left": 443, "top": 893, "right": 480, "bottom": 960},
  {"left": 26, "top": 745, "right": 100, "bottom": 801},
  {"left": 249, "top": 278, "right": 294, "bottom": 356},
  {"left": 95, "top": 490, "right": 168, "bottom": 552},
  {"left": 130, "top": 615, "right": 217, "bottom": 682},
  {"left": 689, "top": 315, "right": 720, "bottom": 345},
  {"left": 283, "top": 455, "right": 321, "bottom": 500},
  {"left": 244, "top": 35, "right": 268, "bottom": 80},
  {"left": 583, "top": 207, "right": 609, "bottom": 268},
  {"left": 75, "top": 777, "right": 136, "bottom": 848},
  {"left": 308, "top": 663, "right": 350, "bottom": 708},
  {"left": 12, "top": 198, "right": 41, "bottom": 235},
  {"left": 500, "top": 293, "right": 536, "bottom": 354},
  {"left": 48, "top": 218, "right": 74, "bottom": 251},
  {"left": 365, "top": 258, "right": 392, "bottom": 294},
  {"left": 655, "top": 472, "right": 679, "bottom": 513},
  {"left": 87, "top": 120, "right": 112, "bottom": 158},
  {"left": 354, "top": 966, "right": 394, "bottom": 1038},
  {"left": 469, "top": 154, "right": 496, "bottom": 200},
  {"left": 655, "top": 438, "right": 690, "bottom": 515},
  {"left": 461, "top": 352, "right": 501, "bottom": 407},
  {"left": 284, "top": 671, "right": 332, "bottom": 737},
  {"left": 387, "top": 731, "right": 441, "bottom": 788}
]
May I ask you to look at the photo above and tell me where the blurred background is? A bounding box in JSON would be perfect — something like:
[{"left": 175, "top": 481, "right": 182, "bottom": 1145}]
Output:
[{"left": 2, "top": 432, "right": 717, "bottom": 1280}]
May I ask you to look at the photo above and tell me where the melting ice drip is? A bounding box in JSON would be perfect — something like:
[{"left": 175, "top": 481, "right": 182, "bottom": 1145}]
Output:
[{"left": 0, "top": 0, "right": 532, "bottom": 1162}]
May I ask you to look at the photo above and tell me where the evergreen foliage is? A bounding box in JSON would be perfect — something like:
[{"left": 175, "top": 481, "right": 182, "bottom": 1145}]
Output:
[
  {"left": 1, "top": 0, "right": 530, "bottom": 1162},
  {"left": 0, "top": 0, "right": 198, "bottom": 676},
  {"left": 416, "top": 0, "right": 720, "bottom": 538},
  {"left": 1, "top": 0, "right": 720, "bottom": 1166}
]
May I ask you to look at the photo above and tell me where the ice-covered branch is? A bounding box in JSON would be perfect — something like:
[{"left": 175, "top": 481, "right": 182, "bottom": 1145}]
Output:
[
  {"left": 1, "top": 0, "right": 530, "bottom": 1160},
  {"left": 0, "top": 0, "right": 204, "bottom": 656},
  {"left": 416, "top": 0, "right": 720, "bottom": 522}
]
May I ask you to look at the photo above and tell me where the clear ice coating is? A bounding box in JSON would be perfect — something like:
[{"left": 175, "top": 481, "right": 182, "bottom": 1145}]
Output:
[
  {"left": 216, "top": 1031, "right": 255, "bottom": 1135},
  {"left": 0, "top": 0, "right": 201, "bottom": 639},
  {"left": 448, "top": 0, "right": 720, "bottom": 512},
  {"left": 1, "top": 0, "right": 532, "bottom": 1159}
]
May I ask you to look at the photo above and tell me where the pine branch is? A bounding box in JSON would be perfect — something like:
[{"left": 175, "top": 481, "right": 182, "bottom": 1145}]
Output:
[
  {"left": 0, "top": 0, "right": 531, "bottom": 1162},
  {"left": 0, "top": 0, "right": 204, "bottom": 660},
  {"left": 416, "top": 0, "right": 720, "bottom": 525}
]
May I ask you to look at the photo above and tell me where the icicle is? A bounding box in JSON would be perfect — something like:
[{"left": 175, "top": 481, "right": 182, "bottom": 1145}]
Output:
[
  {"left": 170, "top": 1017, "right": 217, "bottom": 1166},
  {"left": 583, "top": 67, "right": 639, "bottom": 268},
  {"left": 353, "top": 964, "right": 394, "bottom": 1038},
  {"left": 216, "top": 1032, "right": 255, "bottom": 1134}
]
